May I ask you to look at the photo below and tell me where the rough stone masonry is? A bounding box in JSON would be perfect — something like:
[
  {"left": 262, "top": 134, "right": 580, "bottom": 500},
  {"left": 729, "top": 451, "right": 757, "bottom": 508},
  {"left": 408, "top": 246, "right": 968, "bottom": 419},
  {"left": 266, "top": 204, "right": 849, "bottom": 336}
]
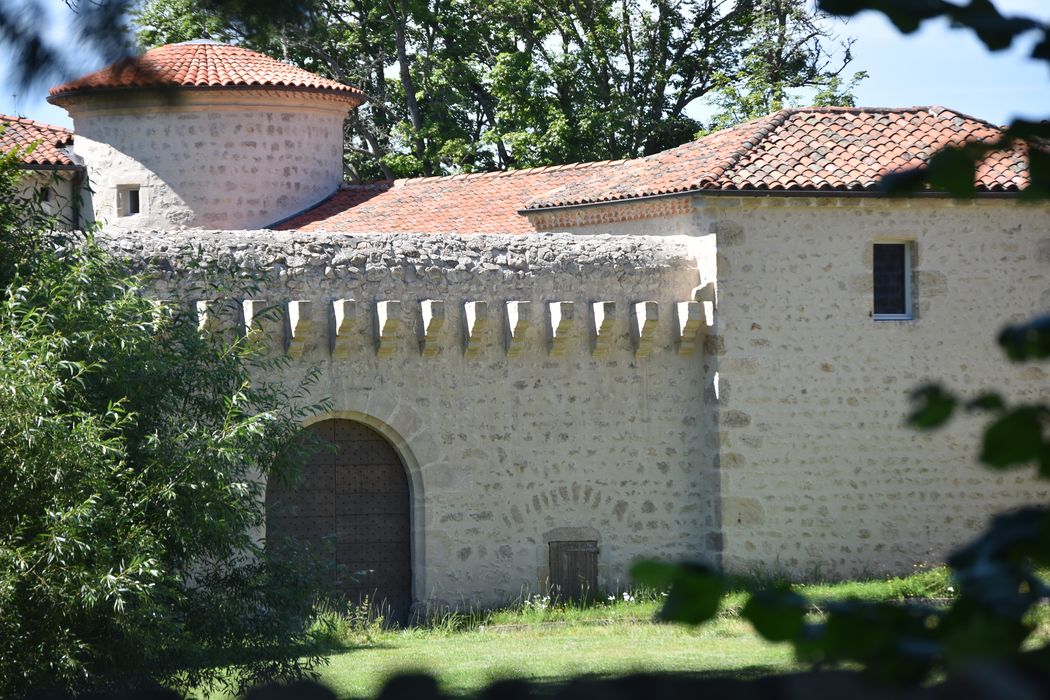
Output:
[{"left": 101, "top": 229, "right": 718, "bottom": 607}]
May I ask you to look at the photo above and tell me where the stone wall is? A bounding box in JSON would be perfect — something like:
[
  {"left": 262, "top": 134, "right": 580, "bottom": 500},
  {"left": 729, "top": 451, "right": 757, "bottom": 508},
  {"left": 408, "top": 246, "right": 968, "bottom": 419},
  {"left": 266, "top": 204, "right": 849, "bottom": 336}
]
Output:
[
  {"left": 693, "top": 196, "right": 1050, "bottom": 578},
  {"left": 16, "top": 170, "right": 78, "bottom": 228},
  {"left": 64, "top": 90, "right": 349, "bottom": 231},
  {"left": 100, "top": 229, "right": 718, "bottom": 607},
  {"left": 97, "top": 193, "right": 1049, "bottom": 598}
]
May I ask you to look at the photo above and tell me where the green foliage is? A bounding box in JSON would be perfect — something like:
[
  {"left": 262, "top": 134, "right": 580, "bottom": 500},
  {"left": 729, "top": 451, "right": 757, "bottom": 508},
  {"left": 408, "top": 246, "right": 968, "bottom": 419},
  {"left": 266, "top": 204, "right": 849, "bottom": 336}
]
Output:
[
  {"left": 632, "top": 560, "right": 726, "bottom": 625},
  {"left": 0, "top": 147, "right": 67, "bottom": 289},
  {"left": 908, "top": 384, "right": 956, "bottom": 429},
  {"left": 132, "top": 0, "right": 856, "bottom": 177},
  {"left": 820, "top": 0, "right": 1049, "bottom": 58},
  {"left": 0, "top": 155, "right": 330, "bottom": 695},
  {"left": 1001, "top": 314, "right": 1050, "bottom": 362},
  {"left": 704, "top": 0, "right": 864, "bottom": 133}
]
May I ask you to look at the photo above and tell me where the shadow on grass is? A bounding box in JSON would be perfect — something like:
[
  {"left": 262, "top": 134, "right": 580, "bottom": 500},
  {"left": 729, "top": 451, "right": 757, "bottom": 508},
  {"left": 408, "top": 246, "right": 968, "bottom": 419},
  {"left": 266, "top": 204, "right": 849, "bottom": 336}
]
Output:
[
  {"left": 476, "top": 666, "right": 791, "bottom": 690},
  {"left": 310, "top": 668, "right": 872, "bottom": 700},
  {"left": 323, "top": 642, "right": 402, "bottom": 654}
]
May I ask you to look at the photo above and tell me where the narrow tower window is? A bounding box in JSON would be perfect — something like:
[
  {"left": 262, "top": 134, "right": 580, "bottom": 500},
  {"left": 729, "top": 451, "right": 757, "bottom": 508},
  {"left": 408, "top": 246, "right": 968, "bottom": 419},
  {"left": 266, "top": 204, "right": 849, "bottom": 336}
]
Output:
[{"left": 873, "top": 242, "right": 912, "bottom": 320}]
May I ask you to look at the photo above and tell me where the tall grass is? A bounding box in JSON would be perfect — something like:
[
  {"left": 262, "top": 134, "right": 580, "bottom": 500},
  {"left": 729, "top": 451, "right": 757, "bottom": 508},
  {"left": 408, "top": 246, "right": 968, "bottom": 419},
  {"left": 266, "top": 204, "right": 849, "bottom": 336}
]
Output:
[{"left": 310, "top": 565, "right": 961, "bottom": 649}]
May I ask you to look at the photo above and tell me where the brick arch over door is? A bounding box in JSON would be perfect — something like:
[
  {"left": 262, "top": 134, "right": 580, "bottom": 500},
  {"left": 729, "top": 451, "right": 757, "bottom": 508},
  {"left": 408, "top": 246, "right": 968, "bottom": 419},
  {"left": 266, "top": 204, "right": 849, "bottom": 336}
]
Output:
[{"left": 266, "top": 419, "right": 412, "bottom": 623}]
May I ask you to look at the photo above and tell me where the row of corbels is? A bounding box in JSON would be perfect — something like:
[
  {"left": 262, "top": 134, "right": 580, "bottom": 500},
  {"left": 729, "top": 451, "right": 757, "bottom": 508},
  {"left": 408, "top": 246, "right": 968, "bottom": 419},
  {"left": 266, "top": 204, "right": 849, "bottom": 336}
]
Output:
[{"left": 196, "top": 283, "right": 715, "bottom": 359}]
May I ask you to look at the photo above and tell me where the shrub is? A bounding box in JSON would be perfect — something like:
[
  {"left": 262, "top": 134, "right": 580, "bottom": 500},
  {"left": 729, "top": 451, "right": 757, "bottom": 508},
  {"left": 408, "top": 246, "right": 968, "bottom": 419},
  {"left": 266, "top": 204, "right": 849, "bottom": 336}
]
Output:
[{"left": 0, "top": 150, "right": 329, "bottom": 695}]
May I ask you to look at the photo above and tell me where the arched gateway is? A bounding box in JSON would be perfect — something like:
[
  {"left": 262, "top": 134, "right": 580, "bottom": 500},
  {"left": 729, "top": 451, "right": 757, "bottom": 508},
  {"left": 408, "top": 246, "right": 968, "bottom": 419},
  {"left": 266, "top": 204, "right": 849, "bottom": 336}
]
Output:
[{"left": 266, "top": 419, "right": 412, "bottom": 623}]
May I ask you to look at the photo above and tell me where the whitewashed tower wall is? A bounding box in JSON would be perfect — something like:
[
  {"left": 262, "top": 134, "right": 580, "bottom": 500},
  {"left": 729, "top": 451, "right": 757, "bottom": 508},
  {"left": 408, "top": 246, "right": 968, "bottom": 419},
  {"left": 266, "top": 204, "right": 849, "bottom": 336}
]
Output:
[{"left": 58, "top": 90, "right": 349, "bottom": 231}]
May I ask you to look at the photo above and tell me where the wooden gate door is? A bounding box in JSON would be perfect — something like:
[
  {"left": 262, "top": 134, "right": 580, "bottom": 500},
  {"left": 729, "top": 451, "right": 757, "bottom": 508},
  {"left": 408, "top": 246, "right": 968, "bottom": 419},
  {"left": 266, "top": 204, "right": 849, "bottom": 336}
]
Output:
[
  {"left": 266, "top": 419, "right": 412, "bottom": 624},
  {"left": 549, "top": 541, "right": 599, "bottom": 601}
]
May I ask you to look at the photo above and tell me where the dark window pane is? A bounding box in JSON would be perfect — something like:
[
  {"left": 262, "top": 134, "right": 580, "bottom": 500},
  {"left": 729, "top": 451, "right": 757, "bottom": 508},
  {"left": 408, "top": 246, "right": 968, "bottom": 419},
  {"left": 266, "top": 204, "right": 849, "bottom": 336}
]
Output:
[
  {"left": 873, "top": 243, "right": 907, "bottom": 316},
  {"left": 128, "top": 189, "right": 140, "bottom": 215}
]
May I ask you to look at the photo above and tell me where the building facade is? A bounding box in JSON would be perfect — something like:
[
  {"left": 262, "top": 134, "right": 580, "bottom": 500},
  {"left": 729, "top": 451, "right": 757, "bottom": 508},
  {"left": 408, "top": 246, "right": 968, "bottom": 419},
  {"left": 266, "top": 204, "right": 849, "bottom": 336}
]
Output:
[{"left": 3, "top": 40, "right": 1047, "bottom": 612}]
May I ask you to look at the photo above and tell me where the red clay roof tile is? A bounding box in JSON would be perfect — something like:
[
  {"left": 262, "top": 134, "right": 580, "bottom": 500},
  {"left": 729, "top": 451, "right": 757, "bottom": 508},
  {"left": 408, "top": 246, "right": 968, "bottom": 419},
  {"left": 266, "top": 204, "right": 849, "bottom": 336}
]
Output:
[
  {"left": 277, "top": 165, "right": 610, "bottom": 234},
  {"left": 527, "top": 107, "right": 1032, "bottom": 208},
  {"left": 49, "top": 40, "right": 363, "bottom": 102},
  {"left": 0, "top": 114, "right": 77, "bottom": 168},
  {"left": 281, "top": 106, "right": 1036, "bottom": 234}
]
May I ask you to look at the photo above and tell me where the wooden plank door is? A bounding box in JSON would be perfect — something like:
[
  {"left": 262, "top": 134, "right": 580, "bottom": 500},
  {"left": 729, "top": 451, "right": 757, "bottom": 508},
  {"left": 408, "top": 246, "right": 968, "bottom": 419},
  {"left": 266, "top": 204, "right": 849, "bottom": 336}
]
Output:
[{"left": 267, "top": 419, "right": 412, "bottom": 624}]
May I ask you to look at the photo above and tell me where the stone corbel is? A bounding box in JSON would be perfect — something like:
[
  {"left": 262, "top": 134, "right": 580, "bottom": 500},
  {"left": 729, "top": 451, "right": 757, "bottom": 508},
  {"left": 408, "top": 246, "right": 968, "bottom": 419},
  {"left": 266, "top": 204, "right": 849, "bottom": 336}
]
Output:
[
  {"left": 332, "top": 299, "right": 356, "bottom": 359},
  {"left": 506, "top": 301, "right": 531, "bottom": 358},
  {"left": 242, "top": 299, "right": 281, "bottom": 351},
  {"left": 548, "top": 301, "right": 575, "bottom": 357},
  {"left": 195, "top": 300, "right": 220, "bottom": 333},
  {"left": 592, "top": 301, "right": 616, "bottom": 357},
  {"left": 286, "top": 300, "right": 313, "bottom": 359},
  {"left": 464, "top": 301, "right": 489, "bottom": 358},
  {"left": 420, "top": 299, "right": 445, "bottom": 357},
  {"left": 676, "top": 301, "right": 704, "bottom": 356},
  {"left": 376, "top": 300, "right": 402, "bottom": 358},
  {"left": 634, "top": 301, "right": 659, "bottom": 358},
  {"left": 692, "top": 283, "right": 716, "bottom": 330}
]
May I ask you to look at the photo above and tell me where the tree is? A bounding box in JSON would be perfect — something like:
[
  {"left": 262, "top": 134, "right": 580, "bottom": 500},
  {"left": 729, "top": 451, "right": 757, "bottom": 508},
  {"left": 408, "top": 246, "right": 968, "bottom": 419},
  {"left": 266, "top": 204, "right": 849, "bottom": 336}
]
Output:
[
  {"left": 635, "top": 0, "right": 1050, "bottom": 685},
  {"left": 132, "top": 0, "right": 860, "bottom": 178},
  {"left": 0, "top": 146, "right": 331, "bottom": 695},
  {"left": 705, "top": 0, "right": 866, "bottom": 133}
]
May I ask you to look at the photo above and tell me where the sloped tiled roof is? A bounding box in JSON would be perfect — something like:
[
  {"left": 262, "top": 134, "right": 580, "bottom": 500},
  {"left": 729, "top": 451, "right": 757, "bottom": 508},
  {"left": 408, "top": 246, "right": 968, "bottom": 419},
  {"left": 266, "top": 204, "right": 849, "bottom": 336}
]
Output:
[
  {"left": 283, "top": 106, "right": 1035, "bottom": 235},
  {"left": 278, "top": 162, "right": 625, "bottom": 234},
  {"left": 526, "top": 113, "right": 780, "bottom": 210},
  {"left": 0, "top": 114, "right": 77, "bottom": 168},
  {"left": 526, "top": 107, "right": 1031, "bottom": 209},
  {"left": 49, "top": 40, "right": 363, "bottom": 103},
  {"left": 714, "top": 107, "right": 1028, "bottom": 193}
]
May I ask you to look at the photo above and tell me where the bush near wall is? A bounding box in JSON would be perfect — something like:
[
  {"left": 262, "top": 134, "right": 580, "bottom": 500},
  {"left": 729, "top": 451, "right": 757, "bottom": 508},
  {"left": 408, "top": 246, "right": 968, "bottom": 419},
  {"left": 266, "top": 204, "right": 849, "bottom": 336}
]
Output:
[{"left": 0, "top": 150, "right": 330, "bottom": 696}]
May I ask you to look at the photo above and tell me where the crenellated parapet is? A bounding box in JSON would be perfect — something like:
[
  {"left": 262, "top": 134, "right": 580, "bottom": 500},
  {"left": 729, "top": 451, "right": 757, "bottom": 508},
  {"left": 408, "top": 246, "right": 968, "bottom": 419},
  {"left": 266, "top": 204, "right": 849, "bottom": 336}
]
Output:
[
  {"left": 103, "top": 230, "right": 714, "bottom": 360},
  {"left": 191, "top": 294, "right": 713, "bottom": 360}
]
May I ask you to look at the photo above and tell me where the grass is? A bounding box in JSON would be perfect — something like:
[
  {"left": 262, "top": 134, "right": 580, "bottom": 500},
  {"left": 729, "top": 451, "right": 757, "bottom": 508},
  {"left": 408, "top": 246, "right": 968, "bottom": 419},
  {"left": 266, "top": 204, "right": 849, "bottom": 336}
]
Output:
[
  {"left": 317, "top": 614, "right": 795, "bottom": 698},
  {"left": 302, "top": 566, "right": 967, "bottom": 699}
]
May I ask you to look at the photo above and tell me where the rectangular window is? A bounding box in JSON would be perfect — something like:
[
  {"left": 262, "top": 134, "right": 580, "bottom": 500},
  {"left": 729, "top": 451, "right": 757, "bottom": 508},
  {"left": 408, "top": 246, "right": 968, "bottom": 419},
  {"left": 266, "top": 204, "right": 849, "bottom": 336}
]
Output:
[
  {"left": 117, "top": 186, "right": 141, "bottom": 217},
  {"left": 873, "top": 242, "right": 912, "bottom": 320}
]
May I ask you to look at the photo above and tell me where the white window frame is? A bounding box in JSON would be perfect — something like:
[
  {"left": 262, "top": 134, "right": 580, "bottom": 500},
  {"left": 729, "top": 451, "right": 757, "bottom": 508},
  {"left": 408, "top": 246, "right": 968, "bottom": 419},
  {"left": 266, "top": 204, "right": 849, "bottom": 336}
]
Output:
[{"left": 872, "top": 240, "right": 913, "bottom": 321}]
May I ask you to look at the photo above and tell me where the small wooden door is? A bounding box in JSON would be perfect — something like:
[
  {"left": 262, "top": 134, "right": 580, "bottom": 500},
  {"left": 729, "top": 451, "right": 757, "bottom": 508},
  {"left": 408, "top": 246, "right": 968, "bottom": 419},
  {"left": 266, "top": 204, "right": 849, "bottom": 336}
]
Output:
[
  {"left": 549, "top": 540, "right": 599, "bottom": 601},
  {"left": 267, "top": 419, "right": 412, "bottom": 624}
]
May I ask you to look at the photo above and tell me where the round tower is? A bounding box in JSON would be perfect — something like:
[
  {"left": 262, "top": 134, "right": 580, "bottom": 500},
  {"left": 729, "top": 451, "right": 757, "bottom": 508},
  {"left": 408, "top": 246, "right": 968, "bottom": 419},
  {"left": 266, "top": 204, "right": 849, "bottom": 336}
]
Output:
[{"left": 48, "top": 40, "right": 364, "bottom": 230}]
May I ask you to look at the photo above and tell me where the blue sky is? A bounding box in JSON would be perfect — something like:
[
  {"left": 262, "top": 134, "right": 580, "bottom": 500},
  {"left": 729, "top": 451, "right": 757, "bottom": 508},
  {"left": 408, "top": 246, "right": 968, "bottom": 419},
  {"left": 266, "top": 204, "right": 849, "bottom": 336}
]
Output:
[{"left": 1, "top": 1, "right": 1047, "bottom": 130}]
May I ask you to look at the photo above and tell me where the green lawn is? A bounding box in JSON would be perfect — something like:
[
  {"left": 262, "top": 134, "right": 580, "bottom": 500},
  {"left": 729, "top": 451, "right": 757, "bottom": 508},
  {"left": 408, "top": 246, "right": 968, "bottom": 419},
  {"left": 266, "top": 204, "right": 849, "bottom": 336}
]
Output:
[
  {"left": 304, "top": 569, "right": 965, "bottom": 698},
  {"left": 309, "top": 568, "right": 958, "bottom": 699},
  {"left": 317, "top": 616, "right": 797, "bottom": 698}
]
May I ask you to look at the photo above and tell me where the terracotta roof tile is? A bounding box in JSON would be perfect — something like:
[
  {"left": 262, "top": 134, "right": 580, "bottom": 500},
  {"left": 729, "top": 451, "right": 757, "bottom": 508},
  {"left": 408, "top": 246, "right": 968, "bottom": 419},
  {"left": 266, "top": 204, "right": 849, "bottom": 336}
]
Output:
[
  {"left": 525, "top": 106, "right": 1032, "bottom": 208},
  {"left": 49, "top": 40, "right": 363, "bottom": 102},
  {"left": 277, "top": 163, "right": 614, "bottom": 234},
  {"left": 281, "top": 106, "right": 1039, "bottom": 234},
  {"left": 0, "top": 114, "right": 77, "bottom": 168}
]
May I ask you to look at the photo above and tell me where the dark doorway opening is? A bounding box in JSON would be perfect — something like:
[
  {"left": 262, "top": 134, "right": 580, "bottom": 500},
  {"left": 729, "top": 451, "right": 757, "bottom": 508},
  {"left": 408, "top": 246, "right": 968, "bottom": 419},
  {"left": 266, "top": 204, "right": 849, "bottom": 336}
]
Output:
[{"left": 267, "top": 419, "right": 412, "bottom": 624}]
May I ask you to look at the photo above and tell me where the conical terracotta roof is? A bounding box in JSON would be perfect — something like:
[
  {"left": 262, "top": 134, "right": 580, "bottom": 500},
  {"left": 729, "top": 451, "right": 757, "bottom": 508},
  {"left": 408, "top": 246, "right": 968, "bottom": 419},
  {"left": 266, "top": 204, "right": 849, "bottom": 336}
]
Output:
[{"left": 48, "top": 40, "right": 363, "bottom": 103}]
